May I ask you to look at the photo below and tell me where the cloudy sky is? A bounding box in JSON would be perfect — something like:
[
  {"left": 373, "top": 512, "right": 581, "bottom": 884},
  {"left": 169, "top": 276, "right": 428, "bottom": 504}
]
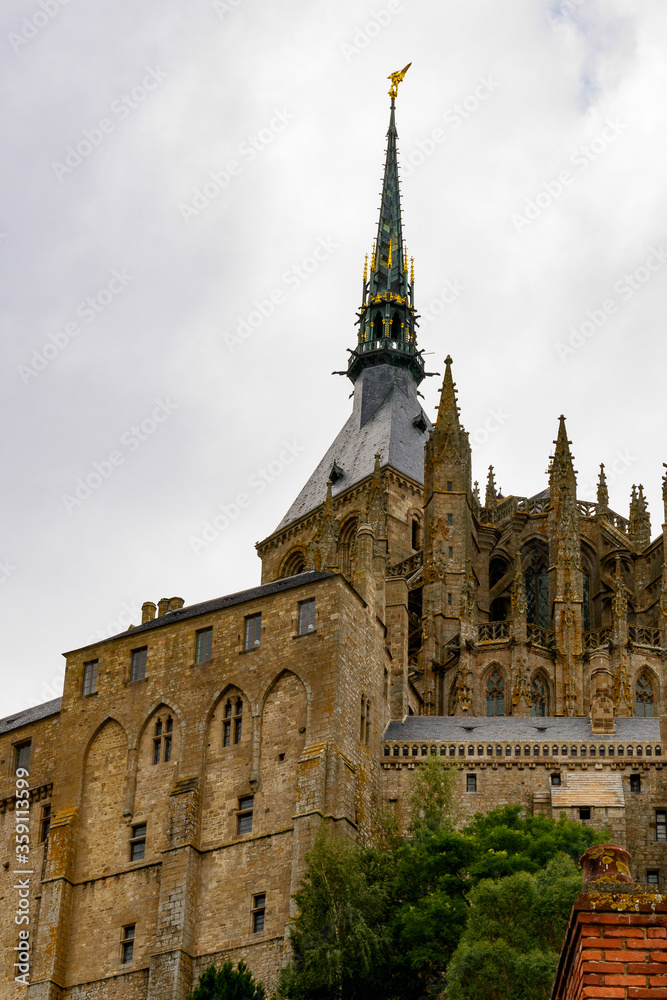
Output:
[{"left": 2, "top": 0, "right": 666, "bottom": 716}]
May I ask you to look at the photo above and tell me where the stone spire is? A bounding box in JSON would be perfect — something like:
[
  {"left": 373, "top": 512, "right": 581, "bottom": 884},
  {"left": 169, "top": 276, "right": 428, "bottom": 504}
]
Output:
[
  {"left": 347, "top": 74, "right": 424, "bottom": 384},
  {"left": 629, "top": 484, "right": 651, "bottom": 549},
  {"left": 424, "top": 356, "right": 472, "bottom": 499},
  {"left": 548, "top": 416, "right": 582, "bottom": 716},
  {"left": 597, "top": 463, "right": 609, "bottom": 512},
  {"left": 485, "top": 465, "right": 498, "bottom": 508}
]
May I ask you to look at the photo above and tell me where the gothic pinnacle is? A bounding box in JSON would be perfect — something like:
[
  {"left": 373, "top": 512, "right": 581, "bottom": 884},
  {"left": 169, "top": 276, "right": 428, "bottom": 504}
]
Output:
[
  {"left": 597, "top": 463, "right": 609, "bottom": 510},
  {"left": 549, "top": 415, "right": 577, "bottom": 496},
  {"left": 434, "top": 356, "right": 462, "bottom": 432},
  {"left": 485, "top": 465, "right": 497, "bottom": 508}
]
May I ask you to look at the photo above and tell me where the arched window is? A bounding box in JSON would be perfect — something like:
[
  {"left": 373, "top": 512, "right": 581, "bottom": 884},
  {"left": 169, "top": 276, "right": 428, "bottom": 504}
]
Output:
[
  {"left": 372, "top": 311, "right": 383, "bottom": 341},
  {"left": 531, "top": 676, "right": 548, "bottom": 717},
  {"left": 152, "top": 713, "right": 173, "bottom": 764},
  {"left": 489, "top": 558, "right": 508, "bottom": 589},
  {"left": 339, "top": 517, "right": 358, "bottom": 578},
  {"left": 411, "top": 517, "right": 421, "bottom": 550},
  {"left": 223, "top": 698, "right": 243, "bottom": 746},
  {"left": 636, "top": 673, "right": 654, "bottom": 717},
  {"left": 583, "top": 572, "right": 591, "bottom": 631},
  {"left": 490, "top": 598, "right": 509, "bottom": 622},
  {"left": 281, "top": 549, "right": 307, "bottom": 578},
  {"left": 526, "top": 561, "right": 549, "bottom": 628},
  {"left": 486, "top": 668, "right": 505, "bottom": 717}
]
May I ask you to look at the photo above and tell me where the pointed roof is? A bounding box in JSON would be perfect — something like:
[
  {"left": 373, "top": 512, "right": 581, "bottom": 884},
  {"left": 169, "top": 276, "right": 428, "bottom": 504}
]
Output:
[
  {"left": 372, "top": 101, "right": 404, "bottom": 295},
  {"left": 274, "top": 365, "right": 431, "bottom": 532},
  {"left": 434, "top": 355, "right": 462, "bottom": 431},
  {"left": 549, "top": 414, "right": 577, "bottom": 495}
]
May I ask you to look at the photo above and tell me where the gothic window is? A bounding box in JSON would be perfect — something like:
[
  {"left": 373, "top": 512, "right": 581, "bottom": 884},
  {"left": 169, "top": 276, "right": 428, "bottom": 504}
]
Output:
[
  {"left": 489, "top": 558, "right": 508, "bottom": 589},
  {"left": 486, "top": 668, "right": 505, "bottom": 717},
  {"left": 636, "top": 673, "right": 654, "bottom": 717},
  {"left": 391, "top": 312, "right": 401, "bottom": 341},
  {"left": 339, "top": 517, "right": 358, "bottom": 578},
  {"left": 525, "top": 562, "right": 549, "bottom": 628},
  {"left": 360, "top": 695, "right": 370, "bottom": 744},
  {"left": 582, "top": 573, "right": 591, "bottom": 631},
  {"left": 372, "top": 310, "right": 383, "bottom": 341},
  {"left": 411, "top": 517, "right": 421, "bottom": 550},
  {"left": 223, "top": 697, "right": 243, "bottom": 746},
  {"left": 531, "top": 675, "right": 548, "bottom": 717},
  {"left": 490, "top": 598, "right": 509, "bottom": 622},
  {"left": 152, "top": 714, "right": 173, "bottom": 764},
  {"left": 281, "top": 549, "right": 307, "bottom": 578}
]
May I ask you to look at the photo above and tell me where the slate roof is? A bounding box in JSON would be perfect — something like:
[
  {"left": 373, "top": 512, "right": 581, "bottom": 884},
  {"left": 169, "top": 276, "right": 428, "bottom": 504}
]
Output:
[
  {"left": 0, "top": 697, "right": 62, "bottom": 735},
  {"left": 65, "top": 571, "right": 335, "bottom": 655},
  {"left": 275, "top": 365, "right": 431, "bottom": 531},
  {"left": 383, "top": 716, "right": 661, "bottom": 742}
]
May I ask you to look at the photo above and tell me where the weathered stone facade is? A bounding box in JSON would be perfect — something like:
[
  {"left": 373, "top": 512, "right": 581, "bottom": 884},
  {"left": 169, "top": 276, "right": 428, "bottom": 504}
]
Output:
[{"left": 2, "top": 82, "right": 667, "bottom": 997}]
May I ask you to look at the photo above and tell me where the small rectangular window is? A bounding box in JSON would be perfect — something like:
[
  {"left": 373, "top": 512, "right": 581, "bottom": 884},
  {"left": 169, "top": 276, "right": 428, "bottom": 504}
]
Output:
[
  {"left": 447, "top": 513, "right": 453, "bottom": 525},
  {"left": 238, "top": 796, "right": 254, "bottom": 835},
  {"left": 466, "top": 774, "right": 477, "bottom": 793},
  {"left": 630, "top": 774, "right": 641, "bottom": 793},
  {"left": 252, "top": 893, "right": 266, "bottom": 933},
  {"left": 131, "top": 647, "right": 147, "bottom": 682},
  {"left": 130, "top": 823, "right": 146, "bottom": 861},
  {"left": 446, "top": 480, "right": 453, "bottom": 491},
  {"left": 448, "top": 547, "right": 453, "bottom": 559},
  {"left": 40, "top": 804, "right": 51, "bottom": 842},
  {"left": 83, "top": 659, "right": 98, "bottom": 696},
  {"left": 647, "top": 870, "right": 660, "bottom": 884},
  {"left": 121, "top": 924, "right": 135, "bottom": 964},
  {"left": 579, "top": 807, "right": 591, "bottom": 821},
  {"left": 657, "top": 810, "right": 667, "bottom": 842},
  {"left": 551, "top": 773, "right": 561, "bottom": 787},
  {"left": 244, "top": 614, "right": 262, "bottom": 650},
  {"left": 195, "top": 627, "right": 212, "bottom": 663},
  {"left": 164, "top": 735, "right": 172, "bottom": 762},
  {"left": 298, "top": 598, "right": 316, "bottom": 635},
  {"left": 15, "top": 741, "right": 31, "bottom": 773}
]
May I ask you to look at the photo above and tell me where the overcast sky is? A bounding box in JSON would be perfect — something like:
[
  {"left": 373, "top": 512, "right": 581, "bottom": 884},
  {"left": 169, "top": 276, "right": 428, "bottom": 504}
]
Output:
[{"left": 2, "top": 0, "right": 666, "bottom": 717}]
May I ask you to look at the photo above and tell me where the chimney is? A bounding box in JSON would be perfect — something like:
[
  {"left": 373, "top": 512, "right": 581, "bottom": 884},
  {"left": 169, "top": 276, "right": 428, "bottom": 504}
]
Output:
[
  {"left": 551, "top": 845, "right": 667, "bottom": 1000},
  {"left": 157, "top": 598, "right": 169, "bottom": 616},
  {"left": 169, "top": 596, "right": 184, "bottom": 611},
  {"left": 141, "top": 602, "right": 156, "bottom": 623}
]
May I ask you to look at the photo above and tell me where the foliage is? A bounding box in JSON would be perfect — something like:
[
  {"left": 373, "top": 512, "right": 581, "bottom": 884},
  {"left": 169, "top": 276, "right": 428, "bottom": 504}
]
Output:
[
  {"left": 446, "top": 853, "right": 583, "bottom": 1000},
  {"left": 187, "top": 960, "right": 265, "bottom": 1000},
  {"left": 278, "top": 765, "right": 607, "bottom": 1000}
]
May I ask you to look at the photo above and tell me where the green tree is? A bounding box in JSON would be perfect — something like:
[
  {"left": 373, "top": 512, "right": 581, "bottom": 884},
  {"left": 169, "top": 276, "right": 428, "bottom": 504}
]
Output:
[
  {"left": 446, "top": 853, "right": 582, "bottom": 1000},
  {"left": 187, "top": 960, "right": 265, "bottom": 1000}
]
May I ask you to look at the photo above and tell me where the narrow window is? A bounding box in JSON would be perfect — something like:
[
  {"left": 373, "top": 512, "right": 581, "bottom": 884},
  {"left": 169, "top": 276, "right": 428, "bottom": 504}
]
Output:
[
  {"left": 647, "top": 870, "right": 660, "bottom": 885},
  {"left": 244, "top": 613, "right": 262, "bottom": 650},
  {"left": 252, "top": 893, "right": 266, "bottom": 933},
  {"left": 40, "top": 804, "right": 51, "bottom": 842},
  {"left": 365, "top": 699, "right": 371, "bottom": 746},
  {"left": 486, "top": 669, "right": 504, "bottom": 717},
  {"left": 383, "top": 668, "right": 389, "bottom": 700},
  {"left": 153, "top": 718, "right": 162, "bottom": 765},
  {"left": 656, "top": 810, "right": 667, "bottom": 842},
  {"left": 360, "top": 695, "right": 366, "bottom": 741},
  {"left": 448, "top": 593, "right": 452, "bottom": 605},
  {"left": 164, "top": 716, "right": 173, "bottom": 762},
  {"left": 298, "top": 598, "right": 316, "bottom": 635},
  {"left": 131, "top": 647, "right": 147, "bottom": 682},
  {"left": 446, "top": 480, "right": 453, "bottom": 491},
  {"left": 15, "top": 741, "right": 31, "bottom": 773},
  {"left": 121, "top": 925, "right": 135, "bottom": 964},
  {"left": 223, "top": 700, "right": 232, "bottom": 747},
  {"left": 636, "top": 673, "right": 654, "bottom": 717},
  {"left": 448, "top": 547, "right": 453, "bottom": 559},
  {"left": 411, "top": 517, "right": 420, "bottom": 550},
  {"left": 579, "top": 807, "right": 591, "bottom": 821},
  {"left": 447, "top": 513, "right": 453, "bottom": 525},
  {"left": 238, "top": 796, "right": 254, "bottom": 835},
  {"left": 551, "top": 773, "right": 561, "bottom": 787},
  {"left": 630, "top": 774, "right": 641, "bottom": 793},
  {"left": 466, "top": 774, "right": 477, "bottom": 793},
  {"left": 83, "top": 659, "right": 98, "bottom": 696},
  {"left": 130, "top": 823, "right": 146, "bottom": 861},
  {"left": 234, "top": 698, "right": 243, "bottom": 744},
  {"left": 195, "top": 627, "right": 213, "bottom": 663},
  {"left": 530, "top": 676, "right": 547, "bottom": 717}
]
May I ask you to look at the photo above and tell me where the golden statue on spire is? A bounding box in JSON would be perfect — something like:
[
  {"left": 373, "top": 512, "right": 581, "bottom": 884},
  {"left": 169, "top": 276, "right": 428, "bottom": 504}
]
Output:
[{"left": 388, "top": 62, "right": 411, "bottom": 100}]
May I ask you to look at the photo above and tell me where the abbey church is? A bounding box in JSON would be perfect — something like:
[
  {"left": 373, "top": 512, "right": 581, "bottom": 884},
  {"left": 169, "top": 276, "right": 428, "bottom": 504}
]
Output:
[{"left": 2, "top": 72, "right": 667, "bottom": 999}]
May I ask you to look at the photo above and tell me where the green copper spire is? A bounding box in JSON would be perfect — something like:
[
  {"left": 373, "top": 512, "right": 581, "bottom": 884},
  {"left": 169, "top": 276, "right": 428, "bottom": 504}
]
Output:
[{"left": 347, "top": 65, "right": 424, "bottom": 384}]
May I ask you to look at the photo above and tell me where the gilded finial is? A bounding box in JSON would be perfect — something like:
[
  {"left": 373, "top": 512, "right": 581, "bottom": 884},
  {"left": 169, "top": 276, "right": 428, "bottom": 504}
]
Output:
[
  {"left": 387, "top": 238, "right": 393, "bottom": 269},
  {"left": 388, "top": 62, "right": 411, "bottom": 100},
  {"left": 363, "top": 254, "right": 368, "bottom": 284},
  {"left": 403, "top": 245, "right": 408, "bottom": 274},
  {"left": 371, "top": 240, "right": 376, "bottom": 270},
  {"left": 410, "top": 256, "right": 414, "bottom": 284}
]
